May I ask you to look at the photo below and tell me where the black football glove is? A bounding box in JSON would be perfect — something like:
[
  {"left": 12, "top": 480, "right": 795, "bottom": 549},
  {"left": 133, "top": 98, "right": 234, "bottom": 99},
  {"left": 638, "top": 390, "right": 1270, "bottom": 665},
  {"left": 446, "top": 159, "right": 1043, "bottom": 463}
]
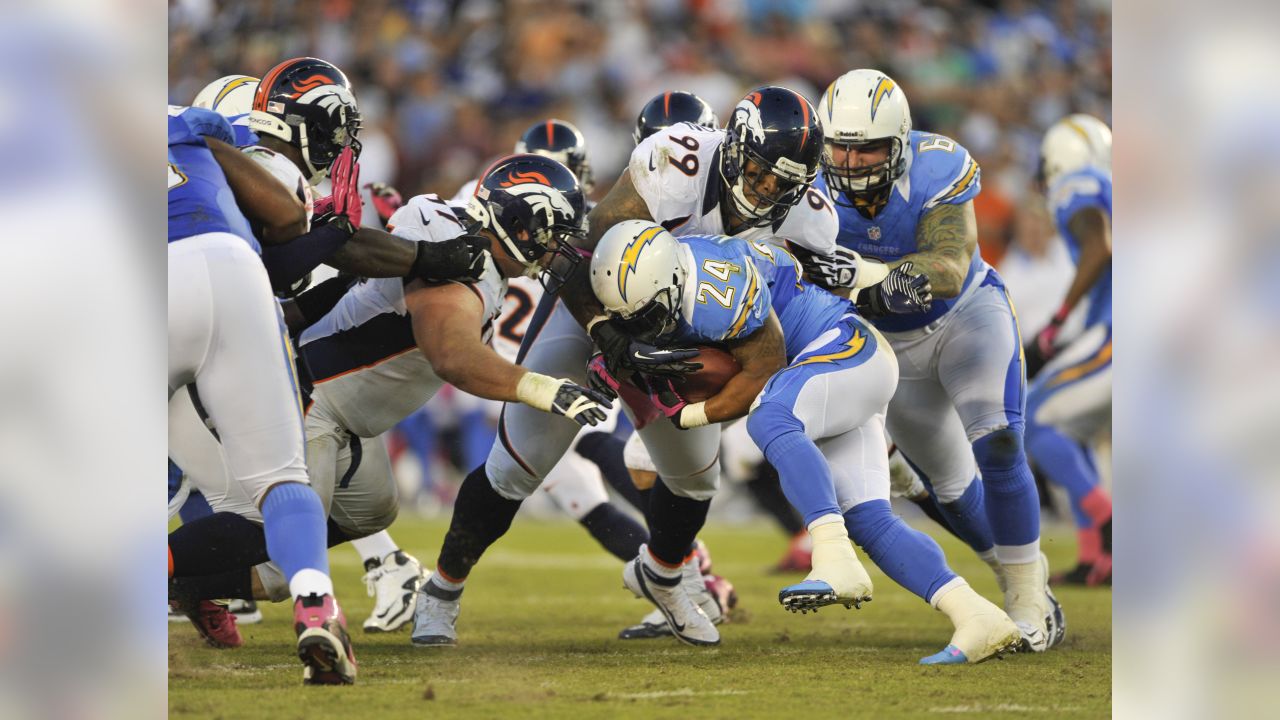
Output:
[
  {"left": 856, "top": 262, "right": 933, "bottom": 317},
  {"left": 589, "top": 319, "right": 702, "bottom": 378},
  {"left": 408, "top": 234, "right": 490, "bottom": 284},
  {"left": 548, "top": 381, "right": 613, "bottom": 427}
]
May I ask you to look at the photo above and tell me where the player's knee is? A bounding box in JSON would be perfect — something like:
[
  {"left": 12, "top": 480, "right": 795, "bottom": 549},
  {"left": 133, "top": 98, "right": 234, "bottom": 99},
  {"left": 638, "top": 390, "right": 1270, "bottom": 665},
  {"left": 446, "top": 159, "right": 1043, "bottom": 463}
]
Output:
[
  {"left": 660, "top": 467, "right": 720, "bottom": 502},
  {"left": 484, "top": 455, "right": 542, "bottom": 500},
  {"left": 842, "top": 499, "right": 899, "bottom": 550},
  {"left": 746, "top": 401, "right": 802, "bottom": 451},
  {"left": 972, "top": 426, "right": 1026, "bottom": 470}
]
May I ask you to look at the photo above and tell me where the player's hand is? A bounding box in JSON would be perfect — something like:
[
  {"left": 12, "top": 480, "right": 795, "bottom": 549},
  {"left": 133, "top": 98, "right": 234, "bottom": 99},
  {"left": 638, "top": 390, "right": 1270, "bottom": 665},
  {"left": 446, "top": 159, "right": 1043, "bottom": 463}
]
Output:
[
  {"left": 639, "top": 375, "right": 690, "bottom": 427},
  {"left": 857, "top": 262, "right": 933, "bottom": 317},
  {"left": 589, "top": 319, "right": 702, "bottom": 378},
  {"left": 364, "top": 181, "right": 403, "bottom": 227},
  {"left": 409, "top": 235, "right": 490, "bottom": 284},
  {"left": 804, "top": 246, "right": 861, "bottom": 289},
  {"left": 1023, "top": 306, "right": 1068, "bottom": 380},
  {"left": 548, "top": 381, "right": 613, "bottom": 427},
  {"left": 585, "top": 353, "right": 621, "bottom": 401},
  {"left": 313, "top": 147, "right": 362, "bottom": 230}
]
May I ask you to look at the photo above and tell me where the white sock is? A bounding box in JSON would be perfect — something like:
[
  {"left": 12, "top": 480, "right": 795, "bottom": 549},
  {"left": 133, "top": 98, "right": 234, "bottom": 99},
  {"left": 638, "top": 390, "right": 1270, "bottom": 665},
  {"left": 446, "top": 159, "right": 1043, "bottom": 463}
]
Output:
[
  {"left": 641, "top": 544, "right": 683, "bottom": 580},
  {"left": 994, "top": 540, "right": 1040, "bottom": 565},
  {"left": 351, "top": 530, "right": 399, "bottom": 565},
  {"left": 289, "top": 568, "right": 335, "bottom": 599},
  {"left": 430, "top": 569, "right": 466, "bottom": 592}
]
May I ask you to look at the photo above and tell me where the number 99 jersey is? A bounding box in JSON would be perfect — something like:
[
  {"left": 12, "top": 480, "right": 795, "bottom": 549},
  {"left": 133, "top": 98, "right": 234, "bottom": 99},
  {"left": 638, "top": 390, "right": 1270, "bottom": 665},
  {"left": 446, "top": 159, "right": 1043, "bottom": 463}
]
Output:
[{"left": 629, "top": 124, "right": 839, "bottom": 256}]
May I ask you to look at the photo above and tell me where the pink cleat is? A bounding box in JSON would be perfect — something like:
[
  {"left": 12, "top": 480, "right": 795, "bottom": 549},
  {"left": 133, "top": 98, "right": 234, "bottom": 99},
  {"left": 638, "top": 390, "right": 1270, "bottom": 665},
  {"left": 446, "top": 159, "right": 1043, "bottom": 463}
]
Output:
[
  {"left": 294, "top": 594, "right": 357, "bottom": 685},
  {"left": 172, "top": 599, "right": 243, "bottom": 649}
]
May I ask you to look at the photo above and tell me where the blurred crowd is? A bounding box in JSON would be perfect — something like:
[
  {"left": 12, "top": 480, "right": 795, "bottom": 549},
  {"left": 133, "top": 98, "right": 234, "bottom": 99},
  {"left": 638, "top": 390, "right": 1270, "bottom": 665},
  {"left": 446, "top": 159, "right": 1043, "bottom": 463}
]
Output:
[{"left": 169, "top": 0, "right": 1110, "bottom": 288}]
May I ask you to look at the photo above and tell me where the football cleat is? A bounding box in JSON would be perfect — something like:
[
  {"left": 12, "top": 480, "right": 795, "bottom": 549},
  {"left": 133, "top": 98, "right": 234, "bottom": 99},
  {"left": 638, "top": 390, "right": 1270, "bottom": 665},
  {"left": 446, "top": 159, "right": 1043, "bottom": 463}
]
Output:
[
  {"left": 618, "top": 554, "right": 730, "bottom": 640},
  {"left": 171, "top": 599, "right": 243, "bottom": 649},
  {"left": 622, "top": 547, "right": 719, "bottom": 647},
  {"left": 410, "top": 575, "right": 461, "bottom": 648},
  {"left": 1004, "top": 553, "right": 1065, "bottom": 653},
  {"left": 294, "top": 593, "right": 357, "bottom": 685},
  {"left": 779, "top": 521, "right": 872, "bottom": 613},
  {"left": 361, "top": 550, "right": 425, "bottom": 633}
]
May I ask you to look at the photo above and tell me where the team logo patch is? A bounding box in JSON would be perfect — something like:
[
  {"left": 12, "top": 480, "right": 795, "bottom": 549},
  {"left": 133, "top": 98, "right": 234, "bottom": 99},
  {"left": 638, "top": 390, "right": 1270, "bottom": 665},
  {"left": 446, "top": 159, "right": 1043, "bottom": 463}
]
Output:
[
  {"left": 868, "top": 226, "right": 882, "bottom": 241},
  {"left": 499, "top": 170, "right": 551, "bottom": 187}
]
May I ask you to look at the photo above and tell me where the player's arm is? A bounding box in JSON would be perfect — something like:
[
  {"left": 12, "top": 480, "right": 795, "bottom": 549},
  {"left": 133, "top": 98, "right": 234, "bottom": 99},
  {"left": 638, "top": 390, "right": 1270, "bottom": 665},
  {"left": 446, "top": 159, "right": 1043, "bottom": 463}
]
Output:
[
  {"left": 1057, "top": 206, "right": 1111, "bottom": 318},
  {"left": 406, "top": 281, "right": 611, "bottom": 425},
  {"left": 206, "top": 137, "right": 307, "bottom": 245},
  {"left": 704, "top": 310, "right": 787, "bottom": 423},
  {"left": 890, "top": 200, "right": 977, "bottom": 298},
  {"left": 1024, "top": 206, "right": 1111, "bottom": 377}
]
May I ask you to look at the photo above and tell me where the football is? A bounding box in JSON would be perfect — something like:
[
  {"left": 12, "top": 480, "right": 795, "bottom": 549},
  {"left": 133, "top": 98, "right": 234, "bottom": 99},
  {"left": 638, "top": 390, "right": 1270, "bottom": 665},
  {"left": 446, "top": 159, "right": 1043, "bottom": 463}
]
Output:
[{"left": 675, "top": 346, "right": 742, "bottom": 402}]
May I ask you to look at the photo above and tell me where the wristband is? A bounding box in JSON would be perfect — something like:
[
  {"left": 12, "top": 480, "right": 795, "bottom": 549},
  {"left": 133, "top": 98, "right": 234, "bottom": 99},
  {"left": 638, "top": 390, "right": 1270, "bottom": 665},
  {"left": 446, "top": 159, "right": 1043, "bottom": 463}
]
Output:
[
  {"left": 516, "top": 372, "right": 564, "bottom": 412},
  {"left": 677, "top": 401, "right": 710, "bottom": 429},
  {"left": 854, "top": 256, "right": 889, "bottom": 290}
]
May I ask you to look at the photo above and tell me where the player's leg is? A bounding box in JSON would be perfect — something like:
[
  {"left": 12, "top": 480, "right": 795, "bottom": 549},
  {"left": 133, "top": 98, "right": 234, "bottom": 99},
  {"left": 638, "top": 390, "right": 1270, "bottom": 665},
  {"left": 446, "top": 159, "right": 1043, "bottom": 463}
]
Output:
[
  {"left": 1024, "top": 324, "right": 1113, "bottom": 586},
  {"left": 176, "top": 235, "right": 353, "bottom": 683},
  {"left": 936, "top": 277, "right": 1060, "bottom": 652},
  {"left": 575, "top": 429, "right": 646, "bottom": 510},
  {"left": 753, "top": 322, "right": 887, "bottom": 612},
  {"left": 618, "top": 419, "right": 723, "bottom": 646},
  {"left": 884, "top": 368, "right": 1000, "bottom": 575},
  {"left": 413, "top": 298, "right": 592, "bottom": 647}
]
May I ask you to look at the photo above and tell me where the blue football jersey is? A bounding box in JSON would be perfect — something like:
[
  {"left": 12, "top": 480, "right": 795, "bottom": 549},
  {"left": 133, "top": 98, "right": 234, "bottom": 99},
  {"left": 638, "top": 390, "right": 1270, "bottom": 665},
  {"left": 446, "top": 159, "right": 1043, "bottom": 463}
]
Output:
[
  {"left": 669, "top": 235, "right": 851, "bottom": 361},
  {"left": 815, "top": 130, "right": 987, "bottom": 332},
  {"left": 1047, "top": 165, "right": 1112, "bottom": 327},
  {"left": 167, "top": 106, "right": 257, "bottom": 249}
]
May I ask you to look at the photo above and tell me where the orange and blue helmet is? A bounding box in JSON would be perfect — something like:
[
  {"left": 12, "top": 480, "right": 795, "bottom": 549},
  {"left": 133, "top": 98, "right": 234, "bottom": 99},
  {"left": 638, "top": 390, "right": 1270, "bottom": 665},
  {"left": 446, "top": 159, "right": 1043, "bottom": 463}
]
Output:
[
  {"left": 467, "top": 154, "right": 587, "bottom": 293},
  {"left": 721, "top": 86, "right": 823, "bottom": 230},
  {"left": 515, "top": 119, "right": 594, "bottom": 193},
  {"left": 248, "top": 57, "right": 362, "bottom": 183},
  {"left": 633, "top": 91, "right": 719, "bottom": 145}
]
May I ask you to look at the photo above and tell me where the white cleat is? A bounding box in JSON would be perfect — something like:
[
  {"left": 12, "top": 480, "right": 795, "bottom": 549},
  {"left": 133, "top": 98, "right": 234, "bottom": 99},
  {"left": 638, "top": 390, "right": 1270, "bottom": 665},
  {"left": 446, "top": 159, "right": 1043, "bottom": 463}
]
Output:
[
  {"left": 1003, "top": 552, "right": 1064, "bottom": 653},
  {"left": 779, "top": 517, "right": 873, "bottom": 614},
  {"left": 621, "top": 546, "right": 719, "bottom": 647},
  {"left": 409, "top": 574, "right": 461, "bottom": 648},
  {"left": 361, "top": 551, "right": 425, "bottom": 633},
  {"left": 619, "top": 553, "right": 725, "bottom": 639}
]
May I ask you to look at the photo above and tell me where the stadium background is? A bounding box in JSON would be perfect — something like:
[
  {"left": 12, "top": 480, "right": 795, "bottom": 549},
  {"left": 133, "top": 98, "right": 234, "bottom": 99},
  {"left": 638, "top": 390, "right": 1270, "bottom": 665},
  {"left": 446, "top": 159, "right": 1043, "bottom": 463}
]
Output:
[{"left": 168, "top": 0, "right": 1112, "bottom": 513}]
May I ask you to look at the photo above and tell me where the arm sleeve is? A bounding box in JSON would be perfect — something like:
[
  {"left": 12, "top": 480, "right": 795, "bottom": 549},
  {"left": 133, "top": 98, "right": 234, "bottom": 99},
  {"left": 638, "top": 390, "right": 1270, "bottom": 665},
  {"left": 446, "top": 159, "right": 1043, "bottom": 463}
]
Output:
[{"left": 259, "top": 223, "right": 352, "bottom": 293}]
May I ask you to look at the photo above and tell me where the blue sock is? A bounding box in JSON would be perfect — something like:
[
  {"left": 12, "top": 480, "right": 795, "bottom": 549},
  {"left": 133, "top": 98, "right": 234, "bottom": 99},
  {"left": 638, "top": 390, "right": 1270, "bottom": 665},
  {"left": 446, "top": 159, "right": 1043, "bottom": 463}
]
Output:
[
  {"left": 395, "top": 410, "right": 437, "bottom": 493},
  {"left": 459, "top": 409, "right": 496, "bottom": 474},
  {"left": 901, "top": 454, "right": 994, "bottom": 554},
  {"left": 1025, "top": 421, "right": 1099, "bottom": 529},
  {"left": 259, "top": 482, "right": 330, "bottom": 580},
  {"left": 845, "top": 500, "right": 956, "bottom": 603},
  {"left": 972, "top": 428, "right": 1040, "bottom": 549},
  {"left": 747, "top": 402, "right": 838, "bottom": 526}
]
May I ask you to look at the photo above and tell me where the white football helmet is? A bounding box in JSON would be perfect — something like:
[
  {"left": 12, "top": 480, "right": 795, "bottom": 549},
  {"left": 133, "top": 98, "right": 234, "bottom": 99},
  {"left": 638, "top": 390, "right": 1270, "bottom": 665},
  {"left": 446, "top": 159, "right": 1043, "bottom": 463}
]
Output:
[
  {"left": 590, "top": 220, "right": 688, "bottom": 340},
  {"left": 1039, "top": 114, "right": 1112, "bottom": 186},
  {"left": 192, "top": 75, "right": 260, "bottom": 117},
  {"left": 816, "top": 69, "right": 912, "bottom": 199}
]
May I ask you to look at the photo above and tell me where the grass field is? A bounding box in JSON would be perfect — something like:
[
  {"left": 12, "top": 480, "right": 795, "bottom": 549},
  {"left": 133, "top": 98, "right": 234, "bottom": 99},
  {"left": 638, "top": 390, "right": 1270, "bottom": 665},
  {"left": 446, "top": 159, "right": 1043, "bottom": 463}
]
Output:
[{"left": 169, "top": 516, "right": 1111, "bottom": 718}]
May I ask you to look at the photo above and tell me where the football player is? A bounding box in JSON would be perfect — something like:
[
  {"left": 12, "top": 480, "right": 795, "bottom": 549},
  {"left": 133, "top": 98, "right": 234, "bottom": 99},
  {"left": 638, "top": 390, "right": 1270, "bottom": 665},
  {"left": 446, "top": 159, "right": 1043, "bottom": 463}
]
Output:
[
  {"left": 1023, "top": 115, "right": 1113, "bottom": 586},
  {"left": 168, "top": 104, "right": 355, "bottom": 683},
  {"left": 170, "top": 65, "right": 487, "bottom": 635},
  {"left": 587, "top": 221, "right": 1019, "bottom": 663},
  {"left": 410, "top": 86, "right": 910, "bottom": 648},
  {"left": 169, "top": 155, "right": 612, "bottom": 632},
  {"left": 813, "top": 69, "right": 1063, "bottom": 651}
]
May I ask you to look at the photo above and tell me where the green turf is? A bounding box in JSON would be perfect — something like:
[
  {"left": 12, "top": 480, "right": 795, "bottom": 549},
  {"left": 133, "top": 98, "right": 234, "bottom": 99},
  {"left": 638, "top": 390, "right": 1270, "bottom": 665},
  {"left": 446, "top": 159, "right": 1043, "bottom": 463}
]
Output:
[{"left": 169, "top": 516, "right": 1111, "bottom": 718}]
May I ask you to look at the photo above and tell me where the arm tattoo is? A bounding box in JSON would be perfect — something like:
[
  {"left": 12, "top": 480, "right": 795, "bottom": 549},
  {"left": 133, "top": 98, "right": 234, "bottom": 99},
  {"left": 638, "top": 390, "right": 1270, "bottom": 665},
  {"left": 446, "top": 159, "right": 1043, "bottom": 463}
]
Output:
[{"left": 894, "top": 201, "right": 977, "bottom": 298}]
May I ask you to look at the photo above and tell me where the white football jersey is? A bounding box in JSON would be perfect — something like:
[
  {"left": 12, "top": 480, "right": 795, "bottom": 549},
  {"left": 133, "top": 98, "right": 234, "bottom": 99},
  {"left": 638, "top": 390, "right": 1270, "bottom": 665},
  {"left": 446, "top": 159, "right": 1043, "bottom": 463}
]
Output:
[
  {"left": 628, "top": 123, "right": 838, "bottom": 255},
  {"left": 297, "top": 193, "right": 507, "bottom": 437},
  {"left": 241, "top": 145, "right": 314, "bottom": 230}
]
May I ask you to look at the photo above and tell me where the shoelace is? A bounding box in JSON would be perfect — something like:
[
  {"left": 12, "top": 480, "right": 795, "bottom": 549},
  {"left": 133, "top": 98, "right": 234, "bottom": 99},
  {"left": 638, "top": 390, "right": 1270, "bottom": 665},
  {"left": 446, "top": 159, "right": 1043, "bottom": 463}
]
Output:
[{"left": 362, "top": 565, "right": 389, "bottom": 597}]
